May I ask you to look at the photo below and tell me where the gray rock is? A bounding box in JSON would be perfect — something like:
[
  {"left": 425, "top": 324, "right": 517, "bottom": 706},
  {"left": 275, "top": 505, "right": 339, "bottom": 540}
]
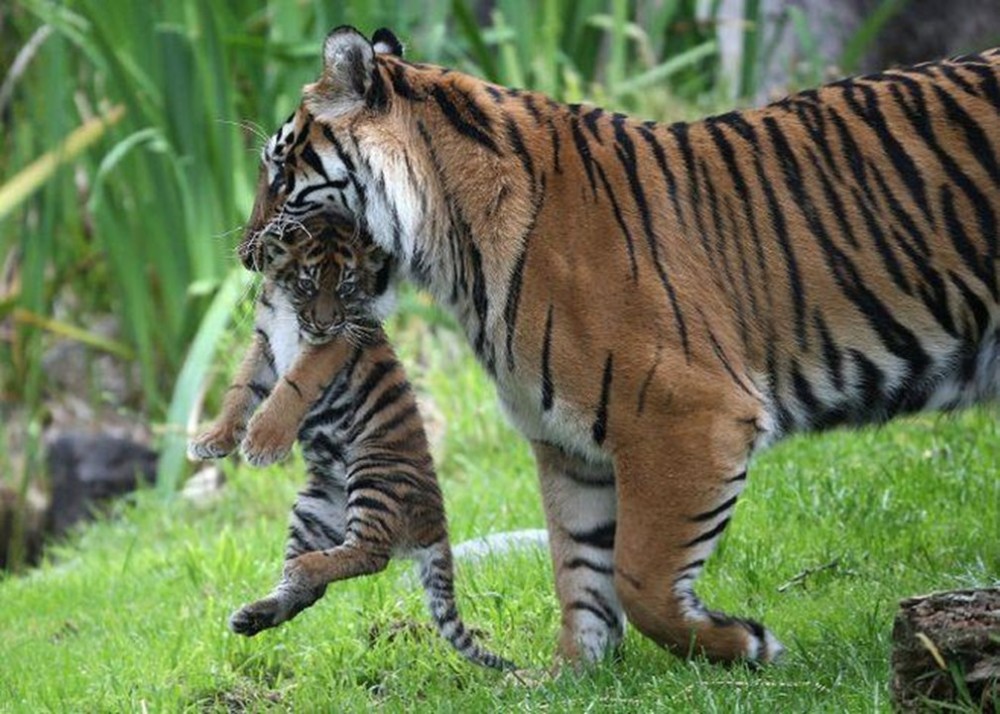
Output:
[{"left": 45, "top": 431, "right": 157, "bottom": 536}]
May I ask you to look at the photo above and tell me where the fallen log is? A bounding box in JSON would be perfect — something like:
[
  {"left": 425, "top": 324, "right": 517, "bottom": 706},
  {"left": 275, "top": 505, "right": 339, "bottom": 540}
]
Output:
[{"left": 891, "top": 589, "right": 1000, "bottom": 712}]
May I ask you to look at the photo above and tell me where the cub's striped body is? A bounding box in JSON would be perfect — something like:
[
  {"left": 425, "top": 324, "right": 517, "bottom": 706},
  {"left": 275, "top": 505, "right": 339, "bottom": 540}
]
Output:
[
  {"left": 238, "top": 28, "right": 1000, "bottom": 665},
  {"left": 190, "top": 217, "right": 514, "bottom": 671}
]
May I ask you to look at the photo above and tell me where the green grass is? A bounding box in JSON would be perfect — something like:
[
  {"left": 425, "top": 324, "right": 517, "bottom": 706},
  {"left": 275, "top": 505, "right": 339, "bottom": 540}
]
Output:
[{"left": 1, "top": 311, "right": 997, "bottom": 712}]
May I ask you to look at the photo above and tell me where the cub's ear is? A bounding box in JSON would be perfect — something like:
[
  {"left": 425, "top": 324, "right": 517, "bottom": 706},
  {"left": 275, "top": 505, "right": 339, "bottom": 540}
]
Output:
[
  {"left": 260, "top": 233, "right": 291, "bottom": 273},
  {"left": 306, "top": 26, "right": 375, "bottom": 118},
  {"left": 372, "top": 28, "right": 403, "bottom": 57}
]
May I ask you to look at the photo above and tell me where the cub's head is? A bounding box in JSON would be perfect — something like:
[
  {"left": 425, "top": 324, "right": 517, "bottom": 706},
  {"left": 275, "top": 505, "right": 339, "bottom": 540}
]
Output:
[
  {"left": 259, "top": 214, "right": 393, "bottom": 345},
  {"left": 238, "top": 27, "right": 407, "bottom": 271}
]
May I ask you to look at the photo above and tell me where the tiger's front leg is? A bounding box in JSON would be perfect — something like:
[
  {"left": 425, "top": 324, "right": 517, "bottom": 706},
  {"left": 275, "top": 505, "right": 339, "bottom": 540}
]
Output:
[{"left": 532, "top": 440, "right": 624, "bottom": 666}]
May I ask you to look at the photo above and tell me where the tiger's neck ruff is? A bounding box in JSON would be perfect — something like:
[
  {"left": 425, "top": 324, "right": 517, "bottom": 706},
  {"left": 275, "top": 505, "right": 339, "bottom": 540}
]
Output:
[{"left": 240, "top": 26, "right": 1000, "bottom": 667}]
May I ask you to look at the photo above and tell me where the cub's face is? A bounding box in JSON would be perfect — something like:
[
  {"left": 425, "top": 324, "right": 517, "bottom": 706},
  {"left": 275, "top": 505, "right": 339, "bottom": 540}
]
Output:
[{"left": 260, "top": 216, "right": 391, "bottom": 345}]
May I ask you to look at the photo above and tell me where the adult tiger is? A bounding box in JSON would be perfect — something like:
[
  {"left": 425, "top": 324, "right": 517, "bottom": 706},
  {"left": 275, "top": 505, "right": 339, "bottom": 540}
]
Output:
[{"left": 237, "top": 26, "right": 1000, "bottom": 666}]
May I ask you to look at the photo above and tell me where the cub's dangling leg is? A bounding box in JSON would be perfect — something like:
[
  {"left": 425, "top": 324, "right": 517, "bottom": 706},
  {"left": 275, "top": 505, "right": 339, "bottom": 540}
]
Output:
[
  {"left": 229, "top": 470, "right": 348, "bottom": 636},
  {"left": 532, "top": 440, "right": 624, "bottom": 665},
  {"left": 611, "top": 396, "right": 783, "bottom": 664}
]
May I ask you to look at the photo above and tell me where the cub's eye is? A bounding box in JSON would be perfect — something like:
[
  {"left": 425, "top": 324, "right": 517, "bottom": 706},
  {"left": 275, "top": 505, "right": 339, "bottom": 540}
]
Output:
[
  {"left": 295, "top": 278, "right": 316, "bottom": 296},
  {"left": 338, "top": 281, "right": 358, "bottom": 298}
]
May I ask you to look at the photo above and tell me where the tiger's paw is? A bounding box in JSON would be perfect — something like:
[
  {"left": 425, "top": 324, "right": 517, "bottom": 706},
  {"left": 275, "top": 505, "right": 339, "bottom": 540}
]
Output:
[
  {"left": 187, "top": 425, "right": 239, "bottom": 461},
  {"left": 240, "top": 415, "right": 295, "bottom": 467}
]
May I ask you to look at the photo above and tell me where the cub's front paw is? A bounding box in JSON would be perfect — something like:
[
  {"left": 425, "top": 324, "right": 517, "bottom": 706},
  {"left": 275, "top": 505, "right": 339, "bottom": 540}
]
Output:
[
  {"left": 187, "top": 425, "right": 239, "bottom": 461},
  {"left": 240, "top": 414, "right": 295, "bottom": 467}
]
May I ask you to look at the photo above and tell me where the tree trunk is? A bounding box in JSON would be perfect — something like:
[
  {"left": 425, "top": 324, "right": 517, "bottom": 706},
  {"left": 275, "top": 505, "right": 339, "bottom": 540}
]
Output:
[{"left": 891, "top": 589, "right": 1000, "bottom": 712}]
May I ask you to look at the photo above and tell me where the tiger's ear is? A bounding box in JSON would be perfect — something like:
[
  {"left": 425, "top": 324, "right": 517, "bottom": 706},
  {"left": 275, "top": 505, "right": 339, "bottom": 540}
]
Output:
[
  {"left": 372, "top": 28, "right": 403, "bottom": 57},
  {"left": 306, "top": 26, "right": 376, "bottom": 118}
]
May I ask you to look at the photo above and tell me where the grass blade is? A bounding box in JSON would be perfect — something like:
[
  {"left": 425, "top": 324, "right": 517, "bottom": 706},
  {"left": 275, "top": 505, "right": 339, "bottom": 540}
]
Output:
[{"left": 156, "top": 268, "right": 252, "bottom": 494}]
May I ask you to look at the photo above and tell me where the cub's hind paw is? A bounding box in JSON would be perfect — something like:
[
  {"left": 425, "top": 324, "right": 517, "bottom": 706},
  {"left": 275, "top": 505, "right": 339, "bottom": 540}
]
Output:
[
  {"left": 229, "top": 582, "right": 326, "bottom": 636},
  {"left": 229, "top": 597, "right": 284, "bottom": 637}
]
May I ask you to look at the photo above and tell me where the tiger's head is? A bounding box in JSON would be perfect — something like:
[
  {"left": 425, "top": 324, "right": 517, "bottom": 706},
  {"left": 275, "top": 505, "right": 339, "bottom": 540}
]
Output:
[
  {"left": 238, "top": 27, "right": 409, "bottom": 272},
  {"left": 237, "top": 25, "right": 537, "bottom": 293},
  {"left": 259, "top": 213, "right": 394, "bottom": 345}
]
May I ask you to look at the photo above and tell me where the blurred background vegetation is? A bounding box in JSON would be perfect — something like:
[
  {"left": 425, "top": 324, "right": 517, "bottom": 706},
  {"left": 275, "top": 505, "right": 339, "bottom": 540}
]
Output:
[{"left": 1, "top": 0, "right": 997, "bottom": 532}]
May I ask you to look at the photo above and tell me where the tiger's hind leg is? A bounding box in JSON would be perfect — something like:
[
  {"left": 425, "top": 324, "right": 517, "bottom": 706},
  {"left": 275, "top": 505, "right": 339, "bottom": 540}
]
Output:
[
  {"left": 532, "top": 440, "right": 624, "bottom": 665},
  {"left": 229, "top": 471, "right": 348, "bottom": 636},
  {"left": 612, "top": 401, "right": 783, "bottom": 664}
]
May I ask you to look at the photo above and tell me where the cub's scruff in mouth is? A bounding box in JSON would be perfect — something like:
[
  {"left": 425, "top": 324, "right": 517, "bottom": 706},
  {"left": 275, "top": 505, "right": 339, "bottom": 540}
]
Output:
[{"left": 189, "top": 215, "right": 515, "bottom": 671}]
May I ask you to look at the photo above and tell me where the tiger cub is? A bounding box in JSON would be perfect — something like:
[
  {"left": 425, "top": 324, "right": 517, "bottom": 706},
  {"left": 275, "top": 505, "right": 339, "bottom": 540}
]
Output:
[{"left": 188, "top": 216, "right": 515, "bottom": 671}]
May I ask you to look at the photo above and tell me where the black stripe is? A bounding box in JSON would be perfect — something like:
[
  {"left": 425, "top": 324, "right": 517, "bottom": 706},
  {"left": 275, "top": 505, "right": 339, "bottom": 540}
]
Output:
[
  {"left": 522, "top": 93, "right": 543, "bottom": 123},
  {"left": 505, "top": 114, "right": 536, "bottom": 183},
  {"left": 702, "top": 315, "right": 755, "bottom": 398},
  {"left": 347, "top": 493, "right": 397, "bottom": 514},
  {"left": 767, "top": 116, "right": 931, "bottom": 377},
  {"left": 389, "top": 62, "right": 420, "bottom": 100},
  {"left": 299, "top": 142, "right": 329, "bottom": 180},
  {"left": 430, "top": 85, "right": 500, "bottom": 154},
  {"left": 568, "top": 600, "right": 618, "bottom": 630},
  {"left": 569, "top": 117, "right": 598, "bottom": 200},
  {"left": 813, "top": 311, "right": 845, "bottom": 392},
  {"left": 849, "top": 349, "right": 886, "bottom": 420},
  {"left": 503, "top": 247, "right": 528, "bottom": 371},
  {"left": 567, "top": 521, "right": 616, "bottom": 550},
  {"left": 941, "top": 184, "right": 997, "bottom": 300},
  {"left": 790, "top": 359, "right": 822, "bottom": 421},
  {"left": 283, "top": 376, "right": 304, "bottom": 399},
  {"left": 948, "top": 270, "right": 990, "bottom": 341},
  {"left": 683, "top": 516, "right": 731, "bottom": 549},
  {"left": 346, "top": 381, "right": 411, "bottom": 443},
  {"left": 248, "top": 381, "right": 271, "bottom": 401},
  {"left": 541, "top": 304, "right": 555, "bottom": 411},
  {"left": 669, "top": 122, "right": 710, "bottom": 254},
  {"left": 468, "top": 242, "right": 493, "bottom": 368},
  {"left": 592, "top": 161, "right": 639, "bottom": 279},
  {"left": 614, "top": 117, "right": 690, "bottom": 357},
  {"left": 960, "top": 62, "right": 1000, "bottom": 110},
  {"left": 932, "top": 83, "right": 1000, "bottom": 188},
  {"left": 290, "top": 507, "right": 344, "bottom": 547},
  {"left": 637, "top": 125, "right": 686, "bottom": 234},
  {"left": 636, "top": 350, "right": 661, "bottom": 415},
  {"left": 691, "top": 495, "right": 738, "bottom": 523},
  {"left": 840, "top": 82, "right": 934, "bottom": 226},
  {"left": 889, "top": 75, "right": 997, "bottom": 266},
  {"left": 592, "top": 353, "right": 613, "bottom": 446},
  {"left": 564, "top": 557, "right": 614, "bottom": 575},
  {"left": 583, "top": 108, "right": 604, "bottom": 142},
  {"left": 760, "top": 118, "right": 809, "bottom": 349}
]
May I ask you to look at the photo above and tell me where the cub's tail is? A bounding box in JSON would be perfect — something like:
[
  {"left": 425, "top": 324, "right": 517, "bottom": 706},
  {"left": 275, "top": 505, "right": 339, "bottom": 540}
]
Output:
[{"left": 415, "top": 541, "right": 518, "bottom": 671}]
